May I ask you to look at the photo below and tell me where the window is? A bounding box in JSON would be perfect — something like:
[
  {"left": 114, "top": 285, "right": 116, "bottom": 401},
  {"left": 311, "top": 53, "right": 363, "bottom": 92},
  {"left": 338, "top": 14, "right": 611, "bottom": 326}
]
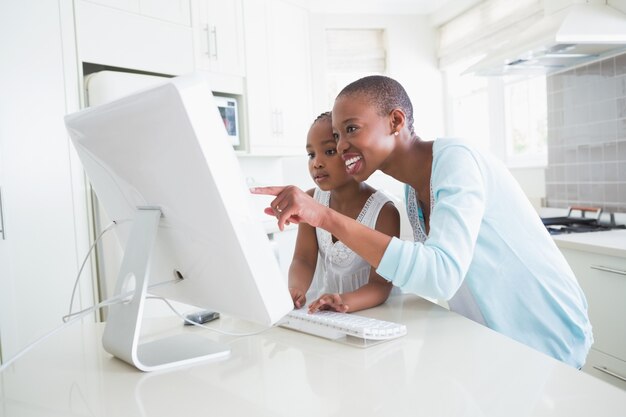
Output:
[
  {"left": 438, "top": 0, "right": 548, "bottom": 168},
  {"left": 445, "top": 58, "right": 490, "bottom": 151},
  {"left": 503, "top": 76, "right": 547, "bottom": 166},
  {"left": 445, "top": 61, "right": 548, "bottom": 167}
]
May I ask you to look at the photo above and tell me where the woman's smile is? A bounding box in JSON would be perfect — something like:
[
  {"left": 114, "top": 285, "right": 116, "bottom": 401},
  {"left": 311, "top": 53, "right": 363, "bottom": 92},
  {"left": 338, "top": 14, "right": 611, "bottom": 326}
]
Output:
[{"left": 343, "top": 153, "right": 363, "bottom": 176}]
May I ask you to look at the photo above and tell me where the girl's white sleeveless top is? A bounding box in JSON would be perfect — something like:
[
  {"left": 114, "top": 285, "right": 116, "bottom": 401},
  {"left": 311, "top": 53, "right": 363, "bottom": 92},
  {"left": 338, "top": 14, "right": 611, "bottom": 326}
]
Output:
[{"left": 306, "top": 188, "right": 393, "bottom": 300}]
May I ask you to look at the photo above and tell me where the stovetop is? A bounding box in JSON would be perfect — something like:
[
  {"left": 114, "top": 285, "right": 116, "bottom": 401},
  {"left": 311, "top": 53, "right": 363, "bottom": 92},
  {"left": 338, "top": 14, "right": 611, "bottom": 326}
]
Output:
[
  {"left": 546, "top": 223, "right": 626, "bottom": 235},
  {"left": 541, "top": 207, "right": 626, "bottom": 235}
]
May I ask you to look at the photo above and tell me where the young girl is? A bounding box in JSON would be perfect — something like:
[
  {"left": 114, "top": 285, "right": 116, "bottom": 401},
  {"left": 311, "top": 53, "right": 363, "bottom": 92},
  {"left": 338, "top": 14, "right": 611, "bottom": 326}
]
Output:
[
  {"left": 287, "top": 112, "right": 400, "bottom": 313},
  {"left": 253, "top": 76, "right": 593, "bottom": 369}
]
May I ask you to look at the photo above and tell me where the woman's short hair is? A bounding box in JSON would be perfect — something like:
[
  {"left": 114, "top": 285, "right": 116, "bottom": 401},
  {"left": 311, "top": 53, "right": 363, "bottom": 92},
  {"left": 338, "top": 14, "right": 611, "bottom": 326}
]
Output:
[{"left": 337, "top": 75, "right": 415, "bottom": 135}]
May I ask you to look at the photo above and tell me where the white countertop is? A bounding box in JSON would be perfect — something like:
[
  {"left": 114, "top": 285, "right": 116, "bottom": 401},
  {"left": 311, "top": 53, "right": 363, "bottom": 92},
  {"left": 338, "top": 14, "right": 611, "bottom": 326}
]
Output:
[
  {"left": 552, "top": 229, "right": 626, "bottom": 257},
  {"left": 1, "top": 294, "right": 624, "bottom": 416}
]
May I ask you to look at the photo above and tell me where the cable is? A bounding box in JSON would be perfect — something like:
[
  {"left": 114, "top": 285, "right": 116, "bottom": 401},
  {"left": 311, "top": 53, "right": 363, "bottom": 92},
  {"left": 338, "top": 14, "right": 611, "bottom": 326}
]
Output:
[
  {"left": 0, "top": 295, "right": 123, "bottom": 373},
  {"left": 0, "top": 290, "right": 275, "bottom": 373},
  {"left": 1, "top": 222, "right": 118, "bottom": 371},
  {"left": 62, "top": 278, "right": 177, "bottom": 322},
  {"left": 64, "top": 217, "right": 274, "bottom": 339},
  {"left": 149, "top": 296, "right": 277, "bottom": 337},
  {"left": 65, "top": 221, "right": 117, "bottom": 323},
  {"left": 1, "top": 217, "right": 273, "bottom": 372},
  {"left": 62, "top": 293, "right": 127, "bottom": 322},
  {"left": 1, "top": 280, "right": 180, "bottom": 373},
  {"left": 63, "top": 215, "right": 272, "bottom": 337}
]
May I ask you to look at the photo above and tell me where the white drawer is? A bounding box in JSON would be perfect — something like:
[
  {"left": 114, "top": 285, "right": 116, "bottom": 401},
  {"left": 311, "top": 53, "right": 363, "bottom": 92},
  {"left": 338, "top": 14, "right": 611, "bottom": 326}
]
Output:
[
  {"left": 583, "top": 348, "right": 626, "bottom": 390},
  {"left": 561, "top": 249, "right": 626, "bottom": 361}
]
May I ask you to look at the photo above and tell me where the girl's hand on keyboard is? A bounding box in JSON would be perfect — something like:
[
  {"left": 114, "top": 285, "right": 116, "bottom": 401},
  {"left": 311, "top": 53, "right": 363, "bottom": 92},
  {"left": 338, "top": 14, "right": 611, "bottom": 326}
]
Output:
[{"left": 308, "top": 293, "right": 349, "bottom": 314}]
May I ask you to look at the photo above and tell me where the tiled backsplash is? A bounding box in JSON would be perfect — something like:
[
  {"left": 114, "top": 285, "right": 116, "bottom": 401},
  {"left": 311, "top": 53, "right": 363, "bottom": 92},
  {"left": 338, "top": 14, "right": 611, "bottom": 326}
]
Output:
[{"left": 545, "top": 52, "right": 626, "bottom": 214}]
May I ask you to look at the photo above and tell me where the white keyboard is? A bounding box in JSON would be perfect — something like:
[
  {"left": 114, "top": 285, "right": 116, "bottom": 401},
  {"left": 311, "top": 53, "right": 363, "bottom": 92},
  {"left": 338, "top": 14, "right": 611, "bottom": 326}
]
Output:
[{"left": 280, "top": 308, "right": 407, "bottom": 343}]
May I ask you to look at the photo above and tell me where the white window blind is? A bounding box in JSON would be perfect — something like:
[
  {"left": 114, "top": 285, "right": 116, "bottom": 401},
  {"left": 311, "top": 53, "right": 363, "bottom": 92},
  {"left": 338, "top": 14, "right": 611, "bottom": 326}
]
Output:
[
  {"left": 326, "top": 29, "right": 386, "bottom": 73},
  {"left": 324, "top": 28, "right": 387, "bottom": 108}
]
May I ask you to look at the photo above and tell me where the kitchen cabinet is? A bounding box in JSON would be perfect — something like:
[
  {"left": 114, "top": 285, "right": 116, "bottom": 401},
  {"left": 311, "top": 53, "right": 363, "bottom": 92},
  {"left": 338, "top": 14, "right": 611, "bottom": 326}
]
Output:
[
  {"left": 193, "top": 0, "right": 245, "bottom": 77},
  {"left": 82, "top": 0, "right": 191, "bottom": 25},
  {"left": 560, "top": 247, "right": 626, "bottom": 389},
  {"left": 242, "top": 0, "right": 313, "bottom": 155},
  {"left": 75, "top": 0, "right": 194, "bottom": 75},
  {"left": 0, "top": 0, "right": 90, "bottom": 363}
]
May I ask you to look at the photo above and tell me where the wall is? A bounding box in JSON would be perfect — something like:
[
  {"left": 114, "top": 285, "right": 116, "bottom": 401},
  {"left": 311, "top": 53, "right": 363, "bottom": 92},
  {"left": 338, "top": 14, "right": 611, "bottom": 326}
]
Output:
[
  {"left": 545, "top": 52, "right": 626, "bottom": 213},
  {"left": 509, "top": 167, "right": 546, "bottom": 210}
]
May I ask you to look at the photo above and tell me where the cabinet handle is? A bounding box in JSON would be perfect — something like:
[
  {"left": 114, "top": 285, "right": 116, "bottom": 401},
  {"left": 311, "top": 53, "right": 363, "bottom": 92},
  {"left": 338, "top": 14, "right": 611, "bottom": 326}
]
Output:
[
  {"left": 593, "top": 365, "right": 626, "bottom": 382},
  {"left": 277, "top": 110, "right": 283, "bottom": 136},
  {"left": 203, "top": 24, "right": 210, "bottom": 57},
  {"left": 0, "top": 186, "right": 5, "bottom": 240},
  {"left": 271, "top": 109, "right": 280, "bottom": 136},
  {"left": 204, "top": 25, "right": 218, "bottom": 59},
  {"left": 590, "top": 265, "right": 626, "bottom": 276},
  {"left": 210, "top": 25, "right": 218, "bottom": 60}
]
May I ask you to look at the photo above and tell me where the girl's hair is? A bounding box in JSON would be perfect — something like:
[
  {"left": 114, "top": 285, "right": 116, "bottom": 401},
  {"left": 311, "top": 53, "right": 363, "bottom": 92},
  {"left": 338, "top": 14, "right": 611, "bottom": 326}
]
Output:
[
  {"left": 312, "top": 111, "right": 331, "bottom": 126},
  {"left": 337, "top": 75, "right": 415, "bottom": 135}
]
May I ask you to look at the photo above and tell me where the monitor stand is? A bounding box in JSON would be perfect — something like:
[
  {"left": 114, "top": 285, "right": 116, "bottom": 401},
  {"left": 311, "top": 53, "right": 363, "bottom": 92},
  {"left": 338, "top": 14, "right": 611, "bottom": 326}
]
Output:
[{"left": 102, "top": 207, "right": 230, "bottom": 372}]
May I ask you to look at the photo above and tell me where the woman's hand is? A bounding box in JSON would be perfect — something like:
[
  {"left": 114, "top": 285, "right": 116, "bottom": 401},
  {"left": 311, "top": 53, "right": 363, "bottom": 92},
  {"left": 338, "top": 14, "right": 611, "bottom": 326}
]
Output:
[
  {"left": 250, "top": 185, "right": 329, "bottom": 231},
  {"left": 308, "top": 293, "right": 349, "bottom": 314},
  {"left": 289, "top": 287, "right": 307, "bottom": 309}
]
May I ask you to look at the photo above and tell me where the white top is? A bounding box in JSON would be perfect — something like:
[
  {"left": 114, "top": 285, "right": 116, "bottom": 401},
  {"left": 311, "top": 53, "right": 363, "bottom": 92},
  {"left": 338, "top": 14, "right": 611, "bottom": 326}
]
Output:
[
  {"left": 406, "top": 185, "right": 486, "bottom": 326},
  {"left": 307, "top": 188, "right": 392, "bottom": 300}
]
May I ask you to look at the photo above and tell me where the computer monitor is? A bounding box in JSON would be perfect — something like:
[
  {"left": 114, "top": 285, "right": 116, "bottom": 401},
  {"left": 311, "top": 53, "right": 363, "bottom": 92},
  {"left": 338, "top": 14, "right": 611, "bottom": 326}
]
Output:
[{"left": 64, "top": 73, "right": 293, "bottom": 372}]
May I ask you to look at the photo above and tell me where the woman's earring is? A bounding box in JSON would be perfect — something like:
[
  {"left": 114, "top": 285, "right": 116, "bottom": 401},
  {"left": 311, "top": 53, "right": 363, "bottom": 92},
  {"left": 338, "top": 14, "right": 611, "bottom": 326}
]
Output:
[{"left": 394, "top": 131, "right": 399, "bottom": 136}]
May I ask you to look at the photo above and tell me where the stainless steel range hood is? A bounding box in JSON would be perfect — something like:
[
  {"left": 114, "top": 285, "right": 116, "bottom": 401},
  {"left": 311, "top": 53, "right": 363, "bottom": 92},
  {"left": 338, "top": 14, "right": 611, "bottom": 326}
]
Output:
[{"left": 466, "top": 1, "right": 626, "bottom": 76}]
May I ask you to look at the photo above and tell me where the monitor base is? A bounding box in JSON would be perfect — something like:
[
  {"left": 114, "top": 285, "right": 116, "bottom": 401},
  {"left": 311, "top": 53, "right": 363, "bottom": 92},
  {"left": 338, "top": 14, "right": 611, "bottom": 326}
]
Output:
[
  {"left": 136, "top": 333, "right": 230, "bottom": 371},
  {"left": 102, "top": 208, "right": 230, "bottom": 372}
]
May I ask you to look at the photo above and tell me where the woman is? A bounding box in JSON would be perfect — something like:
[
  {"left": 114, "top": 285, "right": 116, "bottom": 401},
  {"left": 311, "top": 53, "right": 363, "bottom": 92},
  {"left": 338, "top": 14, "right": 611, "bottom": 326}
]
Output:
[{"left": 252, "top": 75, "right": 592, "bottom": 369}]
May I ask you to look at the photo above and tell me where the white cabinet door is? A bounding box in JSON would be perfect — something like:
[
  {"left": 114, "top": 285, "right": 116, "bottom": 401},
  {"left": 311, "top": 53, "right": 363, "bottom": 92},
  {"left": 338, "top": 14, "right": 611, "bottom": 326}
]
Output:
[
  {"left": 83, "top": 0, "right": 190, "bottom": 25},
  {"left": 0, "top": 0, "right": 88, "bottom": 363},
  {"left": 585, "top": 349, "right": 626, "bottom": 390},
  {"left": 82, "top": 0, "right": 140, "bottom": 13},
  {"left": 140, "top": 0, "right": 191, "bottom": 25},
  {"left": 243, "top": 0, "right": 313, "bottom": 155},
  {"left": 560, "top": 247, "right": 626, "bottom": 388},
  {"left": 266, "top": 0, "right": 313, "bottom": 153},
  {"left": 194, "top": 0, "right": 245, "bottom": 77},
  {"left": 76, "top": 0, "right": 194, "bottom": 75}
]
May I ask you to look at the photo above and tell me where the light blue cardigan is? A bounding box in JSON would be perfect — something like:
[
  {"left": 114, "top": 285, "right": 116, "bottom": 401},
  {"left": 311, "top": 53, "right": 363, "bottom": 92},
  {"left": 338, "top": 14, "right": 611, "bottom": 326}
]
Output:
[{"left": 377, "top": 138, "right": 593, "bottom": 368}]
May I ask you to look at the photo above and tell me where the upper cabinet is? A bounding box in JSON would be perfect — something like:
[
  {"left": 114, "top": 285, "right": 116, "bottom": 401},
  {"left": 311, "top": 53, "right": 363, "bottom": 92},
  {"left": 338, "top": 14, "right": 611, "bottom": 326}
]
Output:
[
  {"left": 80, "top": 0, "right": 191, "bottom": 25},
  {"left": 193, "top": 0, "right": 246, "bottom": 77},
  {"left": 243, "top": 0, "right": 313, "bottom": 155},
  {"left": 75, "top": 0, "right": 312, "bottom": 155},
  {"left": 75, "top": 0, "right": 194, "bottom": 75}
]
